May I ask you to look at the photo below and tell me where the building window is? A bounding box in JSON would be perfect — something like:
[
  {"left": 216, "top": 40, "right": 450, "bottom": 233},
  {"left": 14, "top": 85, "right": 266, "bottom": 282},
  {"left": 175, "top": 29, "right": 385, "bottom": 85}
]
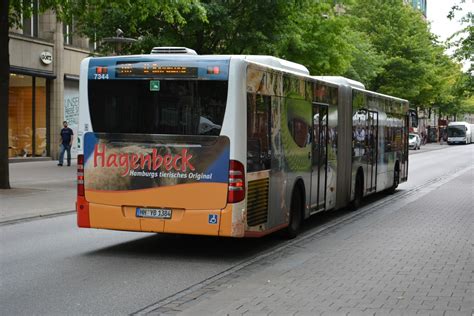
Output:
[
  {"left": 8, "top": 73, "right": 48, "bottom": 158},
  {"left": 63, "top": 22, "right": 73, "bottom": 45},
  {"left": 89, "top": 33, "right": 97, "bottom": 51},
  {"left": 22, "top": 0, "right": 39, "bottom": 37}
]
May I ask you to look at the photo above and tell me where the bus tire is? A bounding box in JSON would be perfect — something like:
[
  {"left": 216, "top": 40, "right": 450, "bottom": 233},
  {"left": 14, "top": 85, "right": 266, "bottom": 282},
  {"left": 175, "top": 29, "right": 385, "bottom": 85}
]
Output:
[
  {"left": 350, "top": 171, "right": 364, "bottom": 211},
  {"left": 387, "top": 164, "right": 400, "bottom": 195},
  {"left": 283, "top": 186, "right": 303, "bottom": 239}
]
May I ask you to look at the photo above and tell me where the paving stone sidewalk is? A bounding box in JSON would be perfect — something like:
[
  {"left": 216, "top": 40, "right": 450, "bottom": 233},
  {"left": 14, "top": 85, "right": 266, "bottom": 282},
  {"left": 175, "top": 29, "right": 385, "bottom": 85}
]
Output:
[
  {"left": 0, "top": 160, "right": 76, "bottom": 223},
  {"left": 153, "top": 170, "right": 473, "bottom": 316}
]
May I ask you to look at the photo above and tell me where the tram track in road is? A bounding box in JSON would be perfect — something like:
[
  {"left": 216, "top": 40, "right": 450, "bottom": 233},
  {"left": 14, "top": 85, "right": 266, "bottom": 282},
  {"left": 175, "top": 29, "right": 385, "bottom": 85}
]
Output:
[{"left": 131, "top": 162, "right": 474, "bottom": 315}]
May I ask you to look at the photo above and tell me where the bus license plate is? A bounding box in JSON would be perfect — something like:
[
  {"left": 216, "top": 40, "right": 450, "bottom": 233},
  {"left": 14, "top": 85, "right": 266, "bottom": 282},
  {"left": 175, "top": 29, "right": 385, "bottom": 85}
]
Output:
[{"left": 136, "top": 208, "right": 172, "bottom": 219}]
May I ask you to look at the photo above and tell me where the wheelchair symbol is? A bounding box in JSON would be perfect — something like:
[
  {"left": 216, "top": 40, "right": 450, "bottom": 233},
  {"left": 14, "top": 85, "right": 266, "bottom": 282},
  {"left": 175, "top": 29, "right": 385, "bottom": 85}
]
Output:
[{"left": 208, "top": 214, "right": 218, "bottom": 224}]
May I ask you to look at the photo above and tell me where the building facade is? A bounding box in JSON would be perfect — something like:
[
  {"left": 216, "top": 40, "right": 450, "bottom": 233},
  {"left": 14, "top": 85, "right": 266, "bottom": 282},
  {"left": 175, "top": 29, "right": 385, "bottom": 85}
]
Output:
[
  {"left": 404, "top": 0, "right": 427, "bottom": 17},
  {"left": 8, "top": 7, "right": 92, "bottom": 161}
]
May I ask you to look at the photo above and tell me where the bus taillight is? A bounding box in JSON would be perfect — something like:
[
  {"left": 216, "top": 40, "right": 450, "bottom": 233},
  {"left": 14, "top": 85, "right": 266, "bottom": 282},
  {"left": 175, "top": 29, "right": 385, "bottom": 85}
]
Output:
[
  {"left": 228, "top": 160, "right": 245, "bottom": 203},
  {"left": 77, "top": 154, "right": 85, "bottom": 196}
]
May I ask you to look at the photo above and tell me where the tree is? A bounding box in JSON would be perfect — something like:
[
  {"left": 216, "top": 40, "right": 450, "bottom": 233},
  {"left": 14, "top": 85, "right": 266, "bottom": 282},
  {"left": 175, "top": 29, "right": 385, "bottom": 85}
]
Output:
[
  {"left": 1, "top": 0, "right": 9, "bottom": 188},
  {"left": 448, "top": 1, "right": 474, "bottom": 66},
  {"left": 70, "top": 0, "right": 382, "bottom": 81},
  {"left": 447, "top": 0, "right": 473, "bottom": 97},
  {"left": 156, "top": 0, "right": 295, "bottom": 55},
  {"left": 343, "top": 30, "right": 385, "bottom": 84},
  {"left": 1, "top": 0, "right": 201, "bottom": 189},
  {"left": 69, "top": 0, "right": 298, "bottom": 56},
  {"left": 277, "top": 0, "right": 363, "bottom": 76},
  {"left": 68, "top": 0, "right": 206, "bottom": 54},
  {"left": 348, "top": 0, "right": 467, "bottom": 113},
  {"left": 1, "top": 0, "right": 69, "bottom": 189}
]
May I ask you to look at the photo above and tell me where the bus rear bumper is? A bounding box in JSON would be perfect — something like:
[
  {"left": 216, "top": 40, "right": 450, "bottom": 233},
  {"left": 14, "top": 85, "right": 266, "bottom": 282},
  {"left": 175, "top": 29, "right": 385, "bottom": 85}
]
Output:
[{"left": 81, "top": 202, "right": 239, "bottom": 237}]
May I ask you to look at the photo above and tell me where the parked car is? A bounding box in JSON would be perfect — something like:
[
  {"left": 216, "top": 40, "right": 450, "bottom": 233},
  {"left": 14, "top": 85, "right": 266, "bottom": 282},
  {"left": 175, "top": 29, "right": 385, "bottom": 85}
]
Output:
[{"left": 409, "top": 133, "right": 421, "bottom": 150}]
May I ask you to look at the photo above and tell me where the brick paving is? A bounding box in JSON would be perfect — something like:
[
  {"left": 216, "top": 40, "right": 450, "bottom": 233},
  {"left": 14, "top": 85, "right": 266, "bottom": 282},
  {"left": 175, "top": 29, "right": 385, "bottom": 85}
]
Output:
[
  {"left": 149, "top": 169, "right": 473, "bottom": 316},
  {"left": 0, "top": 160, "right": 76, "bottom": 223}
]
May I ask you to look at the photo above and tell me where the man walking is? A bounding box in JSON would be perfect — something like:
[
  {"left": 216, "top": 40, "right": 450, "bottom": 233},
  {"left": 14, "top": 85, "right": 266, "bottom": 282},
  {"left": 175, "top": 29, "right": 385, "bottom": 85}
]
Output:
[{"left": 58, "top": 121, "right": 73, "bottom": 166}]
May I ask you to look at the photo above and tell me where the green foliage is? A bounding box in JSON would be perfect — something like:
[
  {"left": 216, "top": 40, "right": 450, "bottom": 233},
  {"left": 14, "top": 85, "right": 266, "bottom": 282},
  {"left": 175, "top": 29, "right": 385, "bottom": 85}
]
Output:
[
  {"left": 346, "top": 0, "right": 471, "bottom": 118},
  {"left": 132, "top": 0, "right": 299, "bottom": 55},
  {"left": 447, "top": 1, "right": 474, "bottom": 65},
  {"left": 349, "top": 1, "right": 435, "bottom": 103},
  {"left": 9, "top": 0, "right": 73, "bottom": 27},
  {"left": 7, "top": 0, "right": 472, "bottom": 117},
  {"left": 66, "top": 0, "right": 206, "bottom": 54},
  {"left": 343, "top": 31, "right": 385, "bottom": 84},
  {"left": 276, "top": 0, "right": 353, "bottom": 75}
]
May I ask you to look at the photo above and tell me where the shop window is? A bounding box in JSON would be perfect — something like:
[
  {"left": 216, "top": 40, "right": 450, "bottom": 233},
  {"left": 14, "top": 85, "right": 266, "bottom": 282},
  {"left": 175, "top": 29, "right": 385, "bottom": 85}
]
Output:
[
  {"left": 8, "top": 73, "right": 48, "bottom": 158},
  {"left": 9, "top": 74, "right": 33, "bottom": 157},
  {"left": 35, "top": 78, "right": 47, "bottom": 156}
]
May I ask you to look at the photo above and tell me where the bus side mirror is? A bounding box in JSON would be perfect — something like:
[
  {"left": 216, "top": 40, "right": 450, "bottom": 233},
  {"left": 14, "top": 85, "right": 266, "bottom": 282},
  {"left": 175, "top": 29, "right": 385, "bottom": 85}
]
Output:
[{"left": 409, "top": 109, "right": 418, "bottom": 128}]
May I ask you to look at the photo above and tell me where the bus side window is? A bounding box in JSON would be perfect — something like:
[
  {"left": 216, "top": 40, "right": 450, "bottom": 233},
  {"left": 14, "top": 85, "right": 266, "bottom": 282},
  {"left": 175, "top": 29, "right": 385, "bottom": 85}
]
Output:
[{"left": 247, "top": 93, "right": 271, "bottom": 172}]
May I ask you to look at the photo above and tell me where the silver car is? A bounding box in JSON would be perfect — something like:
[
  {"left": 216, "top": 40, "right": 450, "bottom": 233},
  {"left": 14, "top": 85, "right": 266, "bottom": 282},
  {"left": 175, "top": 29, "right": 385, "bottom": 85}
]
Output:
[{"left": 409, "top": 133, "right": 421, "bottom": 150}]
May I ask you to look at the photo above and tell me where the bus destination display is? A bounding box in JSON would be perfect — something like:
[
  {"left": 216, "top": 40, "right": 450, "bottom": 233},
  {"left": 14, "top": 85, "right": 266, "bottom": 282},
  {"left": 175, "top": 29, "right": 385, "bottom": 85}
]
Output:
[{"left": 116, "top": 62, "right": 198, "bottom": 78}]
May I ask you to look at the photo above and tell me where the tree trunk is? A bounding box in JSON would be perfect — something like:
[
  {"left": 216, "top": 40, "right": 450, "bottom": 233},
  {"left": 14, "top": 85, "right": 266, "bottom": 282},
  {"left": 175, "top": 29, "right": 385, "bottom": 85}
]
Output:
[{"left": 0, "top": 0, "right": 11, "bottom": 189}]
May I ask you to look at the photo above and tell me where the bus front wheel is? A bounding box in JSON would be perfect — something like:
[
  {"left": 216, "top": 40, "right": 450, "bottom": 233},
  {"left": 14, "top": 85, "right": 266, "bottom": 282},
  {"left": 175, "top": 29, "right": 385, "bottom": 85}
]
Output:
[{"left": 387, "top": 167, "right": 400, "bottom": 195}]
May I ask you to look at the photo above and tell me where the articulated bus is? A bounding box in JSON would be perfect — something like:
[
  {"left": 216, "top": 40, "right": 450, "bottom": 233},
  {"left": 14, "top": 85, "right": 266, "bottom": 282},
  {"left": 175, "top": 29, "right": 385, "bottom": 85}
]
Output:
[{"left": 76, "top": 47, "right": 411, "bottom": 238}]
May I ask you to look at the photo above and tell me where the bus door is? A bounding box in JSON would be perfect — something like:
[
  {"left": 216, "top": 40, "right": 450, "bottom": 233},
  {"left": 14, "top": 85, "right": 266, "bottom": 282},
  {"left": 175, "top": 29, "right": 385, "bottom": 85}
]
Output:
[
  {"left": 310, "top": 103, "right": 328, "bottom": 211},
  {"left": 366, "top": 110, "right": 378, "bottom": 192}
]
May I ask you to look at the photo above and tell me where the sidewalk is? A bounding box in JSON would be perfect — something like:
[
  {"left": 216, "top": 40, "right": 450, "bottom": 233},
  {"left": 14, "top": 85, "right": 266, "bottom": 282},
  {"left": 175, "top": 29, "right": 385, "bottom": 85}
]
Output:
[
  {"left": 150, "top": 168, "right": 473, "bottom": 315},
  {"left": 0, "top": 159, "right": 76, "bottom": 223}
]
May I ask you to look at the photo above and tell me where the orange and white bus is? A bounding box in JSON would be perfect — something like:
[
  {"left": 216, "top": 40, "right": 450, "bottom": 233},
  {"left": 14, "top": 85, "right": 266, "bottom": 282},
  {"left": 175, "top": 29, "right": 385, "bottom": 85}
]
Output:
[{"left": 76, "top": 47, "right": 412, "bottom": 238}]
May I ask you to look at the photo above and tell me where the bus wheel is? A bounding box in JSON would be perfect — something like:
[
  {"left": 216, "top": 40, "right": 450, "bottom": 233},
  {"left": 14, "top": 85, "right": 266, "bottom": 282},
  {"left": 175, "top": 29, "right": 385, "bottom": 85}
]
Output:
[
  {"left": 350, "top": 173, "right": 364, "bottom": 211},
  {"left": 283, "top": 188, "right": 303, "bottom": 239},
  {"left": 387, "top": 168, "right": 399, "bottom": 195}
]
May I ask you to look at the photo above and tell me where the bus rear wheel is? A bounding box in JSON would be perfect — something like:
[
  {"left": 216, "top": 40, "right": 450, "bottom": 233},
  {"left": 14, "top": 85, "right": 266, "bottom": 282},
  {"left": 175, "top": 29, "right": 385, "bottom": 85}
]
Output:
[{"left": 283, "top": 187, "right": 303, "bottom": 239}]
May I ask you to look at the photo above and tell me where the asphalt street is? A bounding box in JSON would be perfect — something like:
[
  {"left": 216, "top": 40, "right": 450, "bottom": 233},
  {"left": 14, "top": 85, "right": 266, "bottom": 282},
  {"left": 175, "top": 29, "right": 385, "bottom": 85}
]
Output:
[{"left": 0, "top": 144, "right": 473, "bottom": 315}]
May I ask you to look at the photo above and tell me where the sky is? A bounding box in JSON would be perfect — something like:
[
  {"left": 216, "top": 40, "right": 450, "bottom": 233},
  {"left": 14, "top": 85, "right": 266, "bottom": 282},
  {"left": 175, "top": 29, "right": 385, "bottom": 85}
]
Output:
[
  {"left": 426, "top": 0, "right": 473, "bottom": 71},
  {"left": 427, "top": 0, "right": 472, "bottom": 41}
]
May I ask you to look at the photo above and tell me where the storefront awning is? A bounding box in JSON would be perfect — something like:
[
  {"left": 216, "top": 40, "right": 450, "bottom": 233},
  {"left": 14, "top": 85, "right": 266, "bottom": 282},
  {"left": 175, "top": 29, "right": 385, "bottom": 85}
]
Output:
[{"left": 10, "top": 66, "right": 56, "bottom": 79}]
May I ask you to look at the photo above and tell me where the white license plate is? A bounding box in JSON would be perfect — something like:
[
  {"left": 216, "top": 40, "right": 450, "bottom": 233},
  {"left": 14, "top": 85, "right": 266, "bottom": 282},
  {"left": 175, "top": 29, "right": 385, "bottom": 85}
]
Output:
[{"left": 136, "top": 208, "right": 172, "bottom": 219}]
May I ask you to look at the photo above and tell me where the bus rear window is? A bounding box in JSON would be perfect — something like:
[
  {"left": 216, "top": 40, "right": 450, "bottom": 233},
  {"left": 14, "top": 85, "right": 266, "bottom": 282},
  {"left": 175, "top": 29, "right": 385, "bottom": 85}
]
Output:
[{"left": 88, "top": 80, "right": 228, "bottom": 135}]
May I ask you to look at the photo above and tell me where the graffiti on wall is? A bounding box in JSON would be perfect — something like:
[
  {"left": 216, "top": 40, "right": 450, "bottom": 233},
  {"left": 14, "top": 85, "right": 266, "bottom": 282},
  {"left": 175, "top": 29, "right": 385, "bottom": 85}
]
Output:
[{"left": 64, "top": 87, "right": 79, "bottom": 155}]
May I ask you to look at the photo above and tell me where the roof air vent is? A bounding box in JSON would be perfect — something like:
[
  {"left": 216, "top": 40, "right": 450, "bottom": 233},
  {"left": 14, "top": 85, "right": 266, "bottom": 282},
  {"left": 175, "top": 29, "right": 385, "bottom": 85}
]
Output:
[{"left": 150, "top": 47, "right": 197, "bottom": 55}]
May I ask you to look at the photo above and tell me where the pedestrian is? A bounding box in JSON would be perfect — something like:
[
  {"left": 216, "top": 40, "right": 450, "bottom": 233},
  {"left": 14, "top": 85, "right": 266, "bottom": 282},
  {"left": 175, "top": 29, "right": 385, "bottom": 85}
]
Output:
[{"left": 58, "top": 121, "right": 73, "bottom": 166}]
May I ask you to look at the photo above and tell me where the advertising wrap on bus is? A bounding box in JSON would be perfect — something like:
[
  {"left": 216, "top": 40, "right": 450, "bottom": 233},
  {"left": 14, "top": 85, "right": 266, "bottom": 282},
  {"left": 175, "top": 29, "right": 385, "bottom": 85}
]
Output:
[
  {"left": 77, "top": 51, "right": 410, "bottom": 238},
  {"left": 83, "top": 132, "right": 230, "bottom": 209}
]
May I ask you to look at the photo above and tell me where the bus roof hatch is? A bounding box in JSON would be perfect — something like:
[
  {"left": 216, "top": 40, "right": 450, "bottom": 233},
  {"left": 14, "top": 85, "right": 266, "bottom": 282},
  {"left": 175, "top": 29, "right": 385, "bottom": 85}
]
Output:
[{"left": 150, "top": 47, "right": 198, "bottom": 55}]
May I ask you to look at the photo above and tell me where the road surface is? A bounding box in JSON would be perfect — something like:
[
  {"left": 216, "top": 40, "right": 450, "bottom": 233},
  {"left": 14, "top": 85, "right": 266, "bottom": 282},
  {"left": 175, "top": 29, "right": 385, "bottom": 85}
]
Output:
[{"left": 1, "top": 144, "right": 472, "bottom": 315}]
